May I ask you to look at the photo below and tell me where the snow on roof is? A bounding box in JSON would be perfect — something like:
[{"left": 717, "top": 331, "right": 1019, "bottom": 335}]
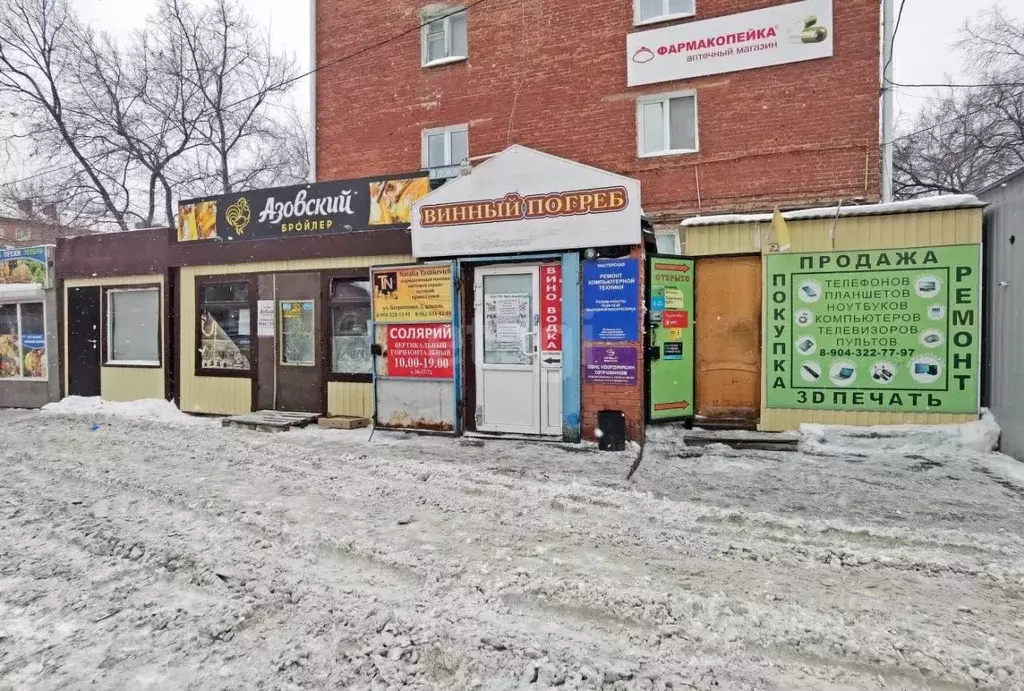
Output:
[{"left": 680, "top": 194, "right": 986, "bottom": 227}]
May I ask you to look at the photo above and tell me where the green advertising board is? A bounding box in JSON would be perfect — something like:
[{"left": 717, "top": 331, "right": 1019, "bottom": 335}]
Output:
[
  {"left": 766, "top": 245, "right": 981, "bottom": 413},
  {"left": 648, "top": 256, "right": 695, "bottom": 419}
]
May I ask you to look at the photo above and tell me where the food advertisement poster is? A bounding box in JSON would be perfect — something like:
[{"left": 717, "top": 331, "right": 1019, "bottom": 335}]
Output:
[
  {"left": 372, "top": 265, "right": 453, "bottom": 323},
  {"left": 0, "top": 304, "right": 46, "bottom": 379},
  {"left": 386, "top": 324, "right": 454, "bottom": 379},
  {"left": 0, "top": 246, "right": 48, "bottom": 286},
  {"left": 585, "top": 346, "right": 639, "bottom": 385},
  {"left": 766, "top": 245, "right": 981, "bottom": 413},
  {"left": 649, "top": 257, "right": 695, "bottom": 419},
  {"left": 583, "top": 258, "right": 640, "bottom": 342},
  {"left": 177, "top": 173, "right": 430, "bottom": 242}
]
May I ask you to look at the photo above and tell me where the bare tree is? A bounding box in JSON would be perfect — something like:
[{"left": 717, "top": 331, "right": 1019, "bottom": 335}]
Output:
[
  {"left": 893, "top": 5, "right": 1024, "bottom": 198},
  {"left": 0, "top": 0, "right": 309, "bottom": 229},
  {"left": 0, "top": 0, "right": 133, "bottom": 229},
  {"left": 162, "top": 0, "right": 300, "bottom": 196}
]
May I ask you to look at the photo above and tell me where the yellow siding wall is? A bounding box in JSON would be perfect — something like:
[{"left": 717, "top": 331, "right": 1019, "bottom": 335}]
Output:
[
  {"left": 63, "top": 275, "right": 166, "bottom": 401},
  {"left": 327, "top": 382, "right": 373, "bottom": 418},
  {"left": 681, "top": 208, "right": 984, "bottom": 431},
  {"left": 178, "top": 254, "right": 410, "bottom": 415}
]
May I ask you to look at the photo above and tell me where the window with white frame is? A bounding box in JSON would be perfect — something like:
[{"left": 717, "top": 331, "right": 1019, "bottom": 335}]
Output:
[
  {"left": 655, "top": 232, "right": 680, "bottom": 255},
  {"left": 637, "top": 93, "right": 698, "bottom": 157},
  {"left": 422, "top": 125, "right": 469, "bottom": 171},
  {"left": 107, "top": 287, "right": 160, "bottom": 365},
  {"left": 635, "top": 0, "right": 695, "bottom": 25},
  {"left": 422, "top": 9, "right": 468, "bottom": 66}
]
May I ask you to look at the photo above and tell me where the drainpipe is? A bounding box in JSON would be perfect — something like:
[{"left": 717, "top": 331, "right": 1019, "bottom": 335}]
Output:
[
  {"left": 881, "top": 0, "right": 895, "bottom": 202},
  {"left": 308, "top": 0, "right": 317, "bottom": 183}
]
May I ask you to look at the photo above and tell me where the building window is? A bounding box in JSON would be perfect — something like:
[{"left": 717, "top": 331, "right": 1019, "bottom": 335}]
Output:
[
  {"left": 422, "top": 125, "right": 469, "bottom": 172},
  {"left": 637, "top": 93, "right": 698, "bottom": 157},
  {"left": 422, "top": 9, "right": 468, "bottom": 66},
  {"left": 655, "top": 232, "right": 680, "bottom": 254},
  {"left": 198, "top": 281, "right": 251, "bottom": 373},
  {"left": 107, "top": 288, "right": 160, "bottom": 366},
  {"left": 280, "top": 300, "right": 315, "bottom": 366},
  {"left": 635, "top": 0, "right": 695, "bottom": 25},
  {"left": 330, "top": 280, "right": 372, "bottom": 376},
  {"left": 0, "top": 302, "right": 46, "bottom": 379}
]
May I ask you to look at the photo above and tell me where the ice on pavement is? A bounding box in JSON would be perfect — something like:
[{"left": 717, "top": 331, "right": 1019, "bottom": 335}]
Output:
[{"left": 2, "top": 407, "right": 1024, "bottom": 690}]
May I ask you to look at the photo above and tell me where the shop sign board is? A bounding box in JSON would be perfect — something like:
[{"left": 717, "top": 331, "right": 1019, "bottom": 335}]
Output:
[
  {"left": 177, "top": 172, "right": 430, "bottom": 242},
  {"left": 385, "top": 323, "right": 454, "bottom": 379},
  {"left": 371, "top": 265, "right": 453, "bottom": 323},
  {"left": 626, "top": 0, "right": 834, "bottom": 86},
  {"left": 585, "top": 346, "right": 639, "bottom": 385},
  {"left": 583, "top": 258, "right": 640, "bottom": 342},
  {"left": 540, "top": 264, "right": 562, "bottom": 354},
  {"left": 411, "top": 145, "right": 641, "bottom": 257},
  {"left": 766, "top": 245, "right": 981, "bottom": 413},
  {"left": 648, "top": 257, "right": 695, "bottom": 419},
  {"left": 0, "top": 246, "right": 48, "bottom": 287}
]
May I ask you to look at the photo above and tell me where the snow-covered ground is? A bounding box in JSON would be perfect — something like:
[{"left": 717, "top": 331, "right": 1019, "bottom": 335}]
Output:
[{"left": 2, "top": 407, "right": 1023, "bottom": 690}]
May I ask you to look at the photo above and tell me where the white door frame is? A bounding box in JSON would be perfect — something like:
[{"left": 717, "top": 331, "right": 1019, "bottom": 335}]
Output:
[{"left": 474, "top": 264, "right": 542, "bottom": 434}]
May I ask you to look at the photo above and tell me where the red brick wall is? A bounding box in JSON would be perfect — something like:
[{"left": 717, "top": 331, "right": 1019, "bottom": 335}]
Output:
[
  {"left": 316, "top": 0, "right": 880, "bottom": 222},
  {"left": 581, "top": 247, "right": 646, "bottom": 443}
]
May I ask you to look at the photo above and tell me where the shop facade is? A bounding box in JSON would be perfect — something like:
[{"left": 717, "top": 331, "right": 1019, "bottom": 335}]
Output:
[
  {"left": 174, "top": 172, "right": 429, "bottom": 417},
  {"left": 657, "top": 195, "right": 986, "bottom": 432},
  {"left": 0, "top": 246, "right": 58, "bottom": 408},
  {"left": 393, "top": 145, "right": 648, "bottom": 442}
]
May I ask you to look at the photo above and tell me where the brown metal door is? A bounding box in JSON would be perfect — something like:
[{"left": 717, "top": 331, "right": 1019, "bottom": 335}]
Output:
[
  {"left": 273, "top": 272, "right": 322, "bottom": 413},
  {"left": 695, "top": 255, "right": 761, "bottom": 422}
]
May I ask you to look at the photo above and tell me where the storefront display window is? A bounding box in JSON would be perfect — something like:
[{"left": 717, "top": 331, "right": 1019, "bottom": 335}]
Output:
[
  {"left": 330, "top": 280, "right": 372, "bottom": 375},
  {"left": 0, "top": 302, "right": 46, "bottom": 379},
  {"left": 107, "top": 288, "right": 160, "bottom": 365},
  {"left": 199, "top": 281, "right": 252, "bottom": 372},
  {"left": 280, "top": 300, "right": 315, "bottom": 366}
]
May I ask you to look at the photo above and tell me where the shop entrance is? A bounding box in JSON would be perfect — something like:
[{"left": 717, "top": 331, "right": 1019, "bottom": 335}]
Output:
[
  {"left": 268, "top": 272, "right": 322, "bottom": 413},
  {"left": 694, "top": 255, "right": 762, "bottom": 424},
  {"left": 67, "top": 286, "right": 101, "bottom": 397},
  {"left": 473, "top": 264, "right": 561, "bottom": 435}
]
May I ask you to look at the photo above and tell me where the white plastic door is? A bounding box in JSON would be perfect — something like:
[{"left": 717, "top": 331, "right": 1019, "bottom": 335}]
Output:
[{"left": 474, "top": 265, "right": 542, "bottom": 434}]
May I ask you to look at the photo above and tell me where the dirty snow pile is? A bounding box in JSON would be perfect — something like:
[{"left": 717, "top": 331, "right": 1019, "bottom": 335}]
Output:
[
  {"left": 799, "top": 409, "right": 1001, "bottom": 455},
  {"left": 41, "top": 396, "right": 209, "bottom": 425}
]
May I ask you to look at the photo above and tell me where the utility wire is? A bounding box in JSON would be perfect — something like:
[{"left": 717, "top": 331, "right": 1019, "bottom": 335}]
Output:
[
  {"left": 2, "top": 0, "right": 496, "bottom": 190},
  {"left": 883, "top": 0, "right": 907, "bottom": 77},
  {"left": 885, "top": 78, "right": 1024, "bottom": 88}
]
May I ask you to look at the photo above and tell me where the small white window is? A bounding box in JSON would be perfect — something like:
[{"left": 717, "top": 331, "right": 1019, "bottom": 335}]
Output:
[
  {"left": 655, "top": 232, "right": 680, "bottom": 254},
  {"left": 422, "top": 9, "right": 468, "bottom": 66},
  {"left": 107, "top": 288, "right": 160, "bottom": 365},
  {"left": 637, "top": 92, "right": 698, "bottom": 158},
  {"left": 635, "top": 0, "right": 695, "bottom": 25},
  {"left": 422, "top": 125, "right": 469, "bottom": 170}
]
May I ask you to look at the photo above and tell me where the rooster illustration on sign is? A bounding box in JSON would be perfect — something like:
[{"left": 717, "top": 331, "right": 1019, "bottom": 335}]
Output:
[{"left": 225, "top": 197, "right": 251, "bottom": 236}]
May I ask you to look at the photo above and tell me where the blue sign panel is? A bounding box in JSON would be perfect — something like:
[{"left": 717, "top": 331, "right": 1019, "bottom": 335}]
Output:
[{"left": 583, "top": 258, "right": 640, "bottom": 342}]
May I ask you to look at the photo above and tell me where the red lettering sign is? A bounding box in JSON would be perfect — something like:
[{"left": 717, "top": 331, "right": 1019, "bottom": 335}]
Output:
[
  {"left": 662, "top": 310, "right": 689, "bottom": 329},
  {"left": 386, "top": 323, "right": 454, "bottom": 379},
  {"left": 541, "top": 264, "right": 562, "bottom": 353}
]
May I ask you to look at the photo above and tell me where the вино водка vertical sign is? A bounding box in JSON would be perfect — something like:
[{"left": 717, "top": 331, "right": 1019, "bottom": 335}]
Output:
[{"left": 765, "top": 245, "right": 981, "bottom": 413}]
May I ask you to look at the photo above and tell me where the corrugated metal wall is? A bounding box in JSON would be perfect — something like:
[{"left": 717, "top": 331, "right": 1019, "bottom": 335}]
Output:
[
  {"left": 980, "top": 179, "right": 1024, "bottom": 460},
  {"left": 63, "top": 274, "right": 166, "bottom": 401},
  {"left": 179, "top": 254, "right": 409, "bottom": 416},
  {"left": 681, "top": 208, "right": 984, "bottom": 431}
]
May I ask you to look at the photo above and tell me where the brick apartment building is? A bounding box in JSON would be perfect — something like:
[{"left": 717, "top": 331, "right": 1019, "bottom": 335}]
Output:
[
  {"left": 0, "top": 217, "right": 88, "bottom": 249},
  {"left": 314, "top": 0, "right": 881, "bottom": 230}
]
